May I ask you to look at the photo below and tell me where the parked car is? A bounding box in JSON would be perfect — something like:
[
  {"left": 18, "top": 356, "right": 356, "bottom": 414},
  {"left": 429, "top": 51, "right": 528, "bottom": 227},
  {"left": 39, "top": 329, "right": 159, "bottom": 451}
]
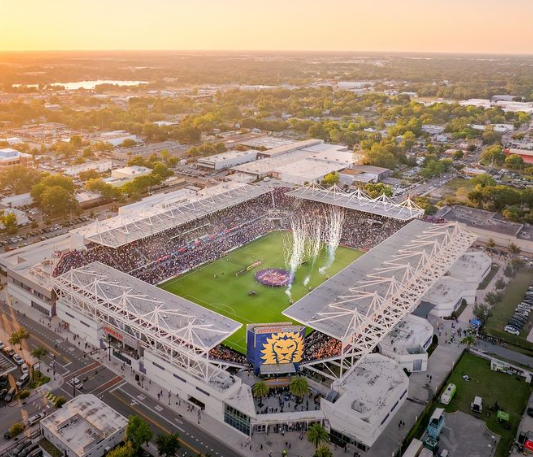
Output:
[
  {"left": 3, "top": 346, "right": 15, "bottom": 357},
  {"left": 12, "top": 354, "right": 24, "bottom": 365},
  {"left": 0, "top": 374, "right": 8, "bottom": 388},
  {"left": 0, "top": 340, "right": 4, "bottom": 350},
  {"left": 0, "top": 388, "right": 7, "bottom": 400},
  {"left": 4, "top": 387, "right": 16, "bottom": 402},
  {"left": 16, "top": 374, "right": 29, "bottom": 389},
  {"left": 27, "top": 412, "right": 46, "bottom": 426},
  {"left": 504, "top": 325, "right": 520, "bottom": 336},
  {"left": 21, "top": 364, "right": 29, "bottom": 375}
]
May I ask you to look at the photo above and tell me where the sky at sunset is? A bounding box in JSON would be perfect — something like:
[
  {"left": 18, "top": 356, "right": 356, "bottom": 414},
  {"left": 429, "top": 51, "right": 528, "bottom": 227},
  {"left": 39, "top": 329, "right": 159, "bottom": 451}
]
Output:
[{"left": 1, "top": 0, "right": 532, "bottom": 54}]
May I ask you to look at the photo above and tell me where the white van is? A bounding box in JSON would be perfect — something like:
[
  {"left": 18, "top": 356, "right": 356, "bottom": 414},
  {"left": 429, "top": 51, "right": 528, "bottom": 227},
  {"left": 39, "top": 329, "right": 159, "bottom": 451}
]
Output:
[{"left": 16, "top": 374, "right": 30, "bottom": 389}]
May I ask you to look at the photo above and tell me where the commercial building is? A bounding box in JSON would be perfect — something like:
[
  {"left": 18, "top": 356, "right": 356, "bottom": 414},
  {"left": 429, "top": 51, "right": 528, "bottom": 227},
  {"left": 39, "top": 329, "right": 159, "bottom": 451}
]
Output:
[
  {"left": 39, "top": 394, "right": 127, "bottom": 457},
  {"left": 0, "top": 148, "right": 34, "bottom": 169},
  {"left": 230, "top": 140, "right": 356, "bottom": 184},
  {"left": 113, "top": 141, "right": 186, "bottom": 160},
  {"left": 504, "top": 148, "right": 533, "bottom": 165},
  {"left": 0, "top": 193, "right": 34, "bottom": 208},
  {"left": 197, "top": 149, "right": 259, "bottom": 171},
  {"left": 111, "top": 165, "right": 152, "bottom": 181},
  {"left": 448, "top": 251, "right": 492, "bottom": 303},
  {"left": 94, "top": 130, "right": 138, "bottom": 147},
  {"left": 64, "top": 160, "right": 113, "bottom": 177}
]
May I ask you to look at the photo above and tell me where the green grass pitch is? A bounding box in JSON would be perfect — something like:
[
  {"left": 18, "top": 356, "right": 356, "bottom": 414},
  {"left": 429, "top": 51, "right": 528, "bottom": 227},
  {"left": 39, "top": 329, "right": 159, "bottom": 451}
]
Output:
[{"left": 160, "top": 231, "right": 363, "bottom": 353}]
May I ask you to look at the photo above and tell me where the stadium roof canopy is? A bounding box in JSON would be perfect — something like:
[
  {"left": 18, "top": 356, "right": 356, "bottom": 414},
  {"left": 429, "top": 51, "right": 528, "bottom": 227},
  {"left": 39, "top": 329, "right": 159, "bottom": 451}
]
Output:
[
  {"left": 54, "top": 261, "right": 241, "bottom": 351},
  {"left": 283, "top": 220, "right": 476, "bottom": 379},
  {"left": 287, "top": 184, "right": 424, "bottom": 220},
  {"left": 71, "top": 182, "right": 269, "bottom": 248}
]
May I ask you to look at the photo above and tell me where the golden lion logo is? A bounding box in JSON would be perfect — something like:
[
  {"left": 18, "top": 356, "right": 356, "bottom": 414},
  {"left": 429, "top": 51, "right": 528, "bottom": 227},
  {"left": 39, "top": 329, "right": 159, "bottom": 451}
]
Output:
[{"left": 261, "top": 331, "right": 304, "bottom": 364}]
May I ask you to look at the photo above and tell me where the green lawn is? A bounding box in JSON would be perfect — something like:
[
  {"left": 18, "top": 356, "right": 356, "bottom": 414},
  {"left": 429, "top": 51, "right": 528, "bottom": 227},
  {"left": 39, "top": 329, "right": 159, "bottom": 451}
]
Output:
[
  {"left": 485, "top": 268, "right": 533, "bottom": 350},
  {"left": 161, "top": 231, "right": 363, "bottom": 353},
  {"left": 478, "top": 263, "right": 500, "bottom": 290},
  {"left": 442, "top": 352, "right": 532, "bottom": 456}
]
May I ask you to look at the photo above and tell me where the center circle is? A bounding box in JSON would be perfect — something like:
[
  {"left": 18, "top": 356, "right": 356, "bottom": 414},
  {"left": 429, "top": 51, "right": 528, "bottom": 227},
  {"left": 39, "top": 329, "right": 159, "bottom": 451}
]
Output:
[{"left": 255, "top": 268, "right": 294, "bottom": 287}]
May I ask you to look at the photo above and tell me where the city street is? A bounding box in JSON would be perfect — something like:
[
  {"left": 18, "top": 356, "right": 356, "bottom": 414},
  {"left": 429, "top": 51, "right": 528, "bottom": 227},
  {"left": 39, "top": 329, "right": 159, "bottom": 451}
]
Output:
[{"left": 0, "top": 302, "right": 239, "bottom": 457}]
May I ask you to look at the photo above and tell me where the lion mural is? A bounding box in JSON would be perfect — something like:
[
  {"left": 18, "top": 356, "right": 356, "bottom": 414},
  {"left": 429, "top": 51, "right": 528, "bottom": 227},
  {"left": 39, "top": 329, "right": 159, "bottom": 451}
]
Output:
[{"left": 260, "top": 331, "right": 304, "bottom": 364}]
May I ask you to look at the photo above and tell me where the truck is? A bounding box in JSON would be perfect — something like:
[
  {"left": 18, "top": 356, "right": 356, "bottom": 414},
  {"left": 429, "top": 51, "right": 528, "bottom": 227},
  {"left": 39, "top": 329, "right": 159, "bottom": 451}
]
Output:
[
  {"left": 471, "top": 396, "right": 483, "bottom": 413},
  {"left": 440, "top": 383, "right": 456, "bottom": 405}
]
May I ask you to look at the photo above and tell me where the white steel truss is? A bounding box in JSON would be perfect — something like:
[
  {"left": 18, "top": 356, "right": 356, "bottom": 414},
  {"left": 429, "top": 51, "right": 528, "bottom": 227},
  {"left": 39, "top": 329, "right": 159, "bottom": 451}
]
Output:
[
  {"left": 288, "top": 183, "right": 424, "bottom": 220},
  {"left": 301, "top": 222, "right": 476, "bottom": 383},
  {"left": 53, "top": 263, "right": 240, "bottom": 389},
  {"left": 73, "top": 183, "right": 269, "bottom": 248}
]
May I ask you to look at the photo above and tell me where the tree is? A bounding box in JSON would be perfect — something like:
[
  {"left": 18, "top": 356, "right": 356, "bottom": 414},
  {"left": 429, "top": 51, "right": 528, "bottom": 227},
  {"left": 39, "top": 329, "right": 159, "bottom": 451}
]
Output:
[
  {"left": 471, "top": 174, "right": 496, "bottom": 188},
  {"left": 152, "top": 162, "right": 174, "bottom": 179},
  {"left": 126, "top": 415, "right": 153, "bottom": 452},
  {"left": 85, "top": 178, "right": 122, "bottom": 202},
  {"left": 54, "top": 396, "right": 67, "bottom": 408},
  {"left": 9, "top": 423, "right": 24, "bottom": 437},
  {"left": 486, "top": 238, "right": 496, "bottom": 248},
  {"left": 39, "top": 186, "right": 79, "bottom": 217},
  {"left": 482, "top": 125, "right": 502, "bottom": 145},
  {"left": 31, "top": 346, "right": 49, "bottom": 375},
  {"left": 473, "top": 304, "right": 492, "bottom": 324},
  {"left": 9, "top": 327, "right": 30, "bottom": 348},
  {"left": 461, "top": 333, "right": 476, "bottom": 349},
  {"left": 156, "top": 432, "right": 181, "bottom": 457},
  {"left": 289, "top": 377, "right": 309, "bottom": 401},
  {"left": 494, "top": 278, "right": 506, "bottom": 290},
  {"left": 480, "top": 145, "right": 505, "bottom": 166},
  {"left": 509, "top": 242, "right": 521, "bottom": 255},
  {"left": 252, "top": 381, "right": 269, "bottom": 406},
  {"left": 78, "top": 169, "right": 100, "bottom": 181},
  {"left": 363, "top": 182, "right": 393, "bottom": 199},
  {"left": 452, "top": 150, "right": 464, "bottom": 161},
  {"left": 0, "top": 166, "right": 43, "bottom": 194},
  {"left": 307, "top": 423, "right": 329, "bottom": 449},
  {"left": 0, "top": 211, "right": 18, "bottom": 235},
  {"left": 106, "top": 443, "right": 135, "bottom": 457},
  {"left": 321, "top": 171, "right": 340, "bottom": 186},
  {"left": 120, "top": 139, "right": 137, "bottom": 148},
  {"left": 314, "top": 445, "right": 333, "bottom": 457},
  {"left": 505, "top": 153, "right": 525, "bottom": 170}
]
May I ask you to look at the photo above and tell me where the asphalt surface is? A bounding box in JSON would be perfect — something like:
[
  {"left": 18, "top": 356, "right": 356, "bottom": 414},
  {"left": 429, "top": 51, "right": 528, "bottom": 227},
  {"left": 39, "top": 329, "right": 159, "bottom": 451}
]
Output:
[{"left": 0, "top": 303, "right": 237, "bottom": 457}]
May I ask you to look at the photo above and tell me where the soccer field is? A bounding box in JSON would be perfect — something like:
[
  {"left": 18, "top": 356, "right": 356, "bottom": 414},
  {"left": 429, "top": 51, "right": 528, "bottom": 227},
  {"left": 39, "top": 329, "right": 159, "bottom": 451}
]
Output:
[{"left": 161, "top": 231, "right": 363, "bottom": 353}]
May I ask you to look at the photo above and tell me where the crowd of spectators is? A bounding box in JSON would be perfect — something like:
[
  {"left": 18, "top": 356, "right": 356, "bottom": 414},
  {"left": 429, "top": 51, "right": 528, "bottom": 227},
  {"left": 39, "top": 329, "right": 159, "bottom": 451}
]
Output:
[
  {"left": 52, "top": 186, "right": 411, "bottom": 367},
  {"left": 302, "top": 330, "right": 341, "bottom": 362}
]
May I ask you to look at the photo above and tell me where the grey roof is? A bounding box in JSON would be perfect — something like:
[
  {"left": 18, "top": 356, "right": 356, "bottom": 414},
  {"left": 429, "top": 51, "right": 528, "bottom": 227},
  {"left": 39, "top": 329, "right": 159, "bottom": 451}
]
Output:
[
  {"left": 288, "top": 184, "right": 423, "bottom": 220},
  {"left": 55, "top": 262, "right": 241, "bottom": 350},
  {"left": 71, "top": 183, "right": 269, "bottom": 248},
  {"left": 283, "top": 220, "right": 465, "bottom": 339}
]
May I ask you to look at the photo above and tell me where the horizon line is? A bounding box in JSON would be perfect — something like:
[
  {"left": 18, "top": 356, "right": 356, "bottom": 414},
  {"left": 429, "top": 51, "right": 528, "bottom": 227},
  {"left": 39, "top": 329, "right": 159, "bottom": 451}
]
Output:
[{"left": 0, "top": 49, "right": 532, "bottom": 57}]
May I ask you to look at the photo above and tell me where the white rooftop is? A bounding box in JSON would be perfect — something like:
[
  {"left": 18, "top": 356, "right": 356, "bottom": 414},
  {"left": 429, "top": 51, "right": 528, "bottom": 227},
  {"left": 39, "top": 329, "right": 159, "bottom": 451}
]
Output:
[
  {"left": 449, "top": 251, "right": 492, "bottom": 284},
  {"left": 423, "top": 276, "right": 465, "bottom": 306},
  {"left": 0, "top": 148, "right": 31, "bottom": 160},
  {"left": 40, "top": 394, "right": 127, "bottom": 457},
  {"left": 71, "top": 182, "right": 268, "bottom": 248},
  {"left": 240, "top": 136, "right": 296, "bottom": 150},
  {"left": 379, "top": 314, "right": 433, "bottom": 355},
  {"left": 335, "top": 354, "right": 408, "bottom": 423}
]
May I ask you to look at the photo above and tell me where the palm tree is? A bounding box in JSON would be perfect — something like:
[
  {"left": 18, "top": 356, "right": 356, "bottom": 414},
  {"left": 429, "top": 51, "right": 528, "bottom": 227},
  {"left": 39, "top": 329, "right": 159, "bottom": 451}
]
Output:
[
  {"left": 509, "top": 242, "right": 521, "bottom": 255},
  {"left": 487, "top": 238, "right": 496, "bottom": 248},
  {"left": 252, "top": 381, "right": 269, "bottom": 407},
  {"left": 461, "top": 333, "right": 476, "bottom": 350},
  {"left": 9, "top": 327, "right": 30, "bottom": 350},
  {"left": 314, "top": 445, "right": 333, "bottom": 457},
  {"left": 156, "top": 432, "right": 180, "bottom": 457},
  {"left": 307, "top": 423, "right": 329, "bottom": 449},
  {"left": 30, "top": 346, "right": 49, "bottom": 380},
  {"left": 289, "top": 377, "right": 309, "bottom": 402}
]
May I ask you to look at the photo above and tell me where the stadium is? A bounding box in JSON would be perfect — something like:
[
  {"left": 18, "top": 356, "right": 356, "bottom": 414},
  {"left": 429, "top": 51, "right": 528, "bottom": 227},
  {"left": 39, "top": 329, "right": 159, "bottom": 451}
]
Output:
[{"left": 2, "top": 181, "right": 478, "bottom": 451}]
